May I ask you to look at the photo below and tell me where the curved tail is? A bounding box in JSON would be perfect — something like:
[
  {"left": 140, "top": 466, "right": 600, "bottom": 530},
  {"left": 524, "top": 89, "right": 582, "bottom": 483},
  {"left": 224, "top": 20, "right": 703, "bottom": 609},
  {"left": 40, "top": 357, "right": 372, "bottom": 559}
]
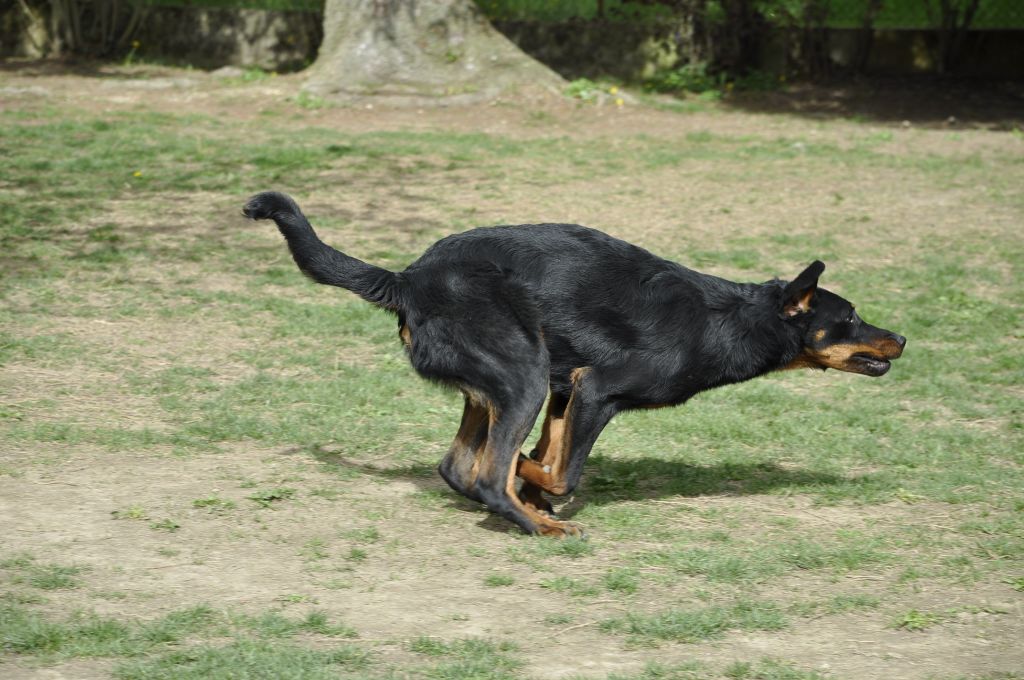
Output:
[{"left": 243, "top": 192, "right": 404, "bottom": 310}]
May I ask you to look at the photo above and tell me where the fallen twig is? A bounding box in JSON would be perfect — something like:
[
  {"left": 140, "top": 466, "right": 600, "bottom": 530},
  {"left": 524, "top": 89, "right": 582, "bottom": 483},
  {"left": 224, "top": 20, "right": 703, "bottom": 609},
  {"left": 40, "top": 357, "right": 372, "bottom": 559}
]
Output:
[{"left": 555, "top": 620, "right": 598, "bottom": 637}]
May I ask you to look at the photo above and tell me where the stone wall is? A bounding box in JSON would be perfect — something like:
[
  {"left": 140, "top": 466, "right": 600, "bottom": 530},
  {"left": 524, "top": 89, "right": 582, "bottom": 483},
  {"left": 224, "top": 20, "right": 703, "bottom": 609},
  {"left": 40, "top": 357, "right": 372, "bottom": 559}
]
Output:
[
  {"left": 491, "top": 19, "right": 681, "bottom": 81},
  {"left": 494, "top": 21, "right": 1024, "bottom": 80},
  {"left": 854, "top": 29, "right": 1024, "bottom": 78},
  {"left": 132, "top": 8, "right": 321, "bottom": 72},
  {"left": 0, "top": 5, "right": 320, "bottom": 72},
  {"left": 0, "top": 2, "right": 50, "bottom": 58}
]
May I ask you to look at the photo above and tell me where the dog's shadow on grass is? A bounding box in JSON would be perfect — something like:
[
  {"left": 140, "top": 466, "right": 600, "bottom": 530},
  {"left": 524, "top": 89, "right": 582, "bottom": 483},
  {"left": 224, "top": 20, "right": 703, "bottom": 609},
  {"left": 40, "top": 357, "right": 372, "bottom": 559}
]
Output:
[{"left": 295, "top": 444, "right": 863, "bottom": 531}]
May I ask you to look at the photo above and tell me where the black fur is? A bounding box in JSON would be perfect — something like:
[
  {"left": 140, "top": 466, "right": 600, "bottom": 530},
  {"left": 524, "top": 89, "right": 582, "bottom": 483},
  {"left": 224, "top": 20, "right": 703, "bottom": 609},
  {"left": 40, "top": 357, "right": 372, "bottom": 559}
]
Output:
[
  {"left": 243, "top": 192, "right": 403, "bottom": 309},
  {"left": 245, "top": 192, "right": 905, "bottom": 537}
]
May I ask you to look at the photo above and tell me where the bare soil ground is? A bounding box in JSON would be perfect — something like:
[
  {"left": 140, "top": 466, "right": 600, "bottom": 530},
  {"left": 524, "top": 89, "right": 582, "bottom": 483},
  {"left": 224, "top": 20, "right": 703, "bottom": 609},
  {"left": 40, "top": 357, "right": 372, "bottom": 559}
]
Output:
[
  {"left": 4, "top": 446, "right": 1020, "bottom": 679},
  {"left": 1, "top": 61, "right": 1022, "bottom": 680}
]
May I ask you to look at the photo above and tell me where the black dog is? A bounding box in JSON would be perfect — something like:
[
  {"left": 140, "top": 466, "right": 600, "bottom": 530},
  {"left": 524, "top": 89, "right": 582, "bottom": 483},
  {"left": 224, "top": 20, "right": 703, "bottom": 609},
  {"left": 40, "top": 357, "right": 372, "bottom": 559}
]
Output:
[{"left": 244, "top": 192, "right": 905, "bottom": 538}]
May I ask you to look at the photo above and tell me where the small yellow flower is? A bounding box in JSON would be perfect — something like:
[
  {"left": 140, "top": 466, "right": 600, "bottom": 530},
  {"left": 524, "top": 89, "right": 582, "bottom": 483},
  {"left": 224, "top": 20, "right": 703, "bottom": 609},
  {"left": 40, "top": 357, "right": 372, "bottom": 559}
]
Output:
[
  {"left": 133, "top": 170, "right": 142, "bottom": 177},
  {"left": 615, "top": 97, "right": 624, "bottom": 107},
  {"left": 608, "top": 86, "right": 618, "bottom": 95},
  {"left": 132, "top": 40, "right": 140, "bottom": 49},
  {"left": 779, "top": 74, "right": 786, "bottom": 82},
  {"left": 725, "top": 82, "right": 734, "bottom": 91}
]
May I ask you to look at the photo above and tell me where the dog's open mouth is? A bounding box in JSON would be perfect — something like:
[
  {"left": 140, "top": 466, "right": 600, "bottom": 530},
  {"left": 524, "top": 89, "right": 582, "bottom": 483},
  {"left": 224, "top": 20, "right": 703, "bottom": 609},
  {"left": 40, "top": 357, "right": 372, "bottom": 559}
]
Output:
[{"left": 850, "top": 353, "right": 891, "bottom": 377}]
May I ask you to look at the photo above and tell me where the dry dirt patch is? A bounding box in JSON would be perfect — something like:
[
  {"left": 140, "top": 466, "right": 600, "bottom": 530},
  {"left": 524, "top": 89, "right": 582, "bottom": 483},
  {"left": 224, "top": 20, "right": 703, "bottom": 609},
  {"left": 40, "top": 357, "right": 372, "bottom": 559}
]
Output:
[{"left": 3, "top": 445, "right": 1022, "bottom": 679}]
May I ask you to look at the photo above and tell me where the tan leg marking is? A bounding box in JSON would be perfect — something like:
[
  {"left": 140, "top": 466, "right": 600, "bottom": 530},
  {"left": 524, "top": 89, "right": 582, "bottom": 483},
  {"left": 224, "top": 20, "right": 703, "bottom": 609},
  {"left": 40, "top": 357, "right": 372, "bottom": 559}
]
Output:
[
  {"left": 440, "top": 399, "right": 490, "bottom": 494},
  {"left": 502, "top": 444, "right": 584, "bottom": 538},
  {"left": 460, "top": 391, "right": 584, "bottom": 538},
  {"left": 516, "top": 400, "right": 565, "bottom": 514},
  {"left": 515, "top": 367, "right": 590, "bottom": 496}
]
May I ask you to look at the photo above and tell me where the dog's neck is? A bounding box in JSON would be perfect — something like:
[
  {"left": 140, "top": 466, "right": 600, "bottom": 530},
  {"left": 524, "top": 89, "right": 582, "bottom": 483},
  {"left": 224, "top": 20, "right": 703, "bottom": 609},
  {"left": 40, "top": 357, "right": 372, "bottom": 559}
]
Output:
[{"left": 698, "top": 279, "right": 804, "bottom": 385}]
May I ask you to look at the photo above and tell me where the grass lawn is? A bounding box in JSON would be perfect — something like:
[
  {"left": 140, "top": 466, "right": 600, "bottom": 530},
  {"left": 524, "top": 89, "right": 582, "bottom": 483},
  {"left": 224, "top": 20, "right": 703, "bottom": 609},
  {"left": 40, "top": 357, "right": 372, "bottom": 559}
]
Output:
[{"left": 0, "top": 64, "right": 1022, "bottom": 679}]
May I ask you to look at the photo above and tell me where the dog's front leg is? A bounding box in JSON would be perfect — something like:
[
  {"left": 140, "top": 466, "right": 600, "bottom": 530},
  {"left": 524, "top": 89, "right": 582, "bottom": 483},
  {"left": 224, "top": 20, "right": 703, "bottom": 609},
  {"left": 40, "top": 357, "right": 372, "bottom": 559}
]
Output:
[{"left": 516, "top": 367, "right": 617, "bottom": 501}]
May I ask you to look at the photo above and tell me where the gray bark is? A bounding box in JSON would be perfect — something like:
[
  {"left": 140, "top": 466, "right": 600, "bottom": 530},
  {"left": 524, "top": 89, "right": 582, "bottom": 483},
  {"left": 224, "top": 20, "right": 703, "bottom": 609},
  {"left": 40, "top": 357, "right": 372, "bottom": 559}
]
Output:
[{"left": 304, "top": 0, "right": 563, "bottom": 105}]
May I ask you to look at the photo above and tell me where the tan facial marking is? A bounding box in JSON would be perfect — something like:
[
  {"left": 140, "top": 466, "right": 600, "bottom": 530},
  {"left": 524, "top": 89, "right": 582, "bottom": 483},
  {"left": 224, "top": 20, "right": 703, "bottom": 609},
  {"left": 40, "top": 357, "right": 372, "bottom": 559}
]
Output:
[
  {"left": 813, "top": 329, "right": 827, "bottom": 342},
  {"left": 784, "top": 339, "right": 902, "bottom": 373}
]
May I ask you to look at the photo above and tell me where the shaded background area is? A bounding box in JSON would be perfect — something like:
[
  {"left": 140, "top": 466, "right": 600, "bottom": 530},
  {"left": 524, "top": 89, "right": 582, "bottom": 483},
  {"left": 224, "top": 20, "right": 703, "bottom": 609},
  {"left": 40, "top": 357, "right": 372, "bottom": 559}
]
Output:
[
  {"left": 3, "top": 0, "right": 1023, "bottom": 79},
  {"left": 4, "top": 0, "right": 1022, "bottom": 127}
]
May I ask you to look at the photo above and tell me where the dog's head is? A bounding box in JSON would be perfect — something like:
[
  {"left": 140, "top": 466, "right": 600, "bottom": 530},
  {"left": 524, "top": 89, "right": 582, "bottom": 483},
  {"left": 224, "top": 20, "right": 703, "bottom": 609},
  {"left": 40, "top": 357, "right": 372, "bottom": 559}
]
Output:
[{"left": 779, "top": 261, "right": 906, "bottom": 377}]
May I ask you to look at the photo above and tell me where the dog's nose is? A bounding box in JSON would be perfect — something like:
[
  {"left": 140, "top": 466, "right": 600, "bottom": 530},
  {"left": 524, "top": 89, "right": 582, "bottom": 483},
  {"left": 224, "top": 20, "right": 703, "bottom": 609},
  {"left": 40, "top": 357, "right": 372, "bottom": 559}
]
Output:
[{"left": 891, "top": 334, "right": 907, "bottom": 355}]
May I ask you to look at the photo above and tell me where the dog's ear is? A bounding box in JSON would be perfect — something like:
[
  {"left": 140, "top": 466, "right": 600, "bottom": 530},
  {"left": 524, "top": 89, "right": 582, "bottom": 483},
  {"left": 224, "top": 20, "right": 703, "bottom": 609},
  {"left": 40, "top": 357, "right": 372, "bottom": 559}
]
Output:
[{"left": 780, "top": 260, "right": 825, "bottom": 319}]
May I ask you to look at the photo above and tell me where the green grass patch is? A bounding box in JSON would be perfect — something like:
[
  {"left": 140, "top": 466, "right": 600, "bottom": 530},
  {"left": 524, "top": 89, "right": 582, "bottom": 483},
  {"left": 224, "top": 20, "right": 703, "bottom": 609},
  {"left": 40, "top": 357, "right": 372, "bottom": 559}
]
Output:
[
  {"left": 1, "top": 601, "right": 360, "bottom": 671},
  {"left": 191, "top": 496, "right": 237, "bottom": 512},
  {"left": 483, "top": 574, "right": 515, "bottom": 587},
  {"left": 513, "top": 535, "right": 595, "bottom": 560},
  {"left": 113, "top": 638, "right": 367, "bottom": 680},
  {"left": 247, "top": 488, "right": 297, "bottom": 507},
  {"left": 342, "top": 527, "right": 381, "bottom": 544},
  {"left": 630, "top": 532, "right": 890, "bottom": 585},
  {"left": 606, "top": 660, "right": 710, "bottom": 679},
  {"left": 234, "top": 609, "right": 356, "bottom": 639},
  {"left": 2, "top": 556, "right": 87, "bottom": 591},
  {"left": 892, "top": 609, "right": 944, "bottom": 631},
  {"left": 0, "top": 604, "right": 216, "bottom": 658},
  {"left": 602, "top": 600, "right": 787, "bottom": 644},
  {"left": 149, "top": 519, "right": 181, "bottom": 532},
  {"left": 539, "top": 575, "right": 600, "bottom": 598},
  {"left": 410, "top": 638, "right": 522, "bottom": 680},
  {"left": 790, "top": 593, "right": 881, "bottom": 617},
  {"left": 603, "top": 567, "right": 640, "bottom": 594},
  {"left": 723, "top": 658, "right": 831, "bottom": 680}
]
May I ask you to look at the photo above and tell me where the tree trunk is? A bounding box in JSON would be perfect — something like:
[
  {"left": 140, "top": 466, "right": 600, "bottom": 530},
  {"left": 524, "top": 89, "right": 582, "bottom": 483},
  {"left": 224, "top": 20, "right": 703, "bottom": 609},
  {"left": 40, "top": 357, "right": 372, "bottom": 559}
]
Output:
[
  {"left": 800, "top": 0, "right": 831, "bottom": 78},
  {"left": 709, "top": 0, "right": 762, "bottom": 75},
  {"left": 923, "top": 0, "right": 981, "bottom": 74},
  {"left": 942, "top": 0, "right": 980, "bottom": 74},
  {"left": 852, "top": 0, "right": 883, "bottom": 74},
  {"left": 304, "top": 0, "right": 563, "bottom": 105},
  {"left": 43, "top": 0, "right": 147, "bottom": 56}
]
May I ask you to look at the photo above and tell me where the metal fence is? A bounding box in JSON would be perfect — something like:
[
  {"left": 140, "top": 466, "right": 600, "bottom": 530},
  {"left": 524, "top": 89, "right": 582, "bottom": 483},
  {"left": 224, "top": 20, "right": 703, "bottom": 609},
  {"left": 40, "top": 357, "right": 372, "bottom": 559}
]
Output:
[
  {"left": 818, "top": 0, "right": 1024, "bottom": 29},
  {"left": 135, "top": 0, "right": 1024, "bottom": 29},
  {"left": 482, "top": 1, "right": 1024, "bottom": 29},
  {"left": 136, "top": 0, "right": 323, "bottom": 11}
]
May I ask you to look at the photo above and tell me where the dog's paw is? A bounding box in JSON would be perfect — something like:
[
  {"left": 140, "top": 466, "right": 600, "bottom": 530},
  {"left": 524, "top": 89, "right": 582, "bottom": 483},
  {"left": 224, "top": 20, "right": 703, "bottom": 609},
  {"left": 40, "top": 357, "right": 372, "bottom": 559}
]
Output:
[
  {"left": 242, "top": 191, "right": 295, "bottom": 221},
  {"left": 536, "top": 521, "right": 586, "bottom": 540}
]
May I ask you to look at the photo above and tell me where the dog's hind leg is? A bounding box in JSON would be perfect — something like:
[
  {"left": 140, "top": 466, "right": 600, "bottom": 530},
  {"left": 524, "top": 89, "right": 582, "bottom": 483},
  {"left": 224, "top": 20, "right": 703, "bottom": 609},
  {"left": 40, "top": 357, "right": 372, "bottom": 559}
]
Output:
[
  {"left": 434, "top": 365, "right": 583, "bottom": 536},
  {"left": 437, "top": 396, "right": 490, "bottom": 503},
  {"left": 406, "top": 271, "right": 583, "bottom": 535}
]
